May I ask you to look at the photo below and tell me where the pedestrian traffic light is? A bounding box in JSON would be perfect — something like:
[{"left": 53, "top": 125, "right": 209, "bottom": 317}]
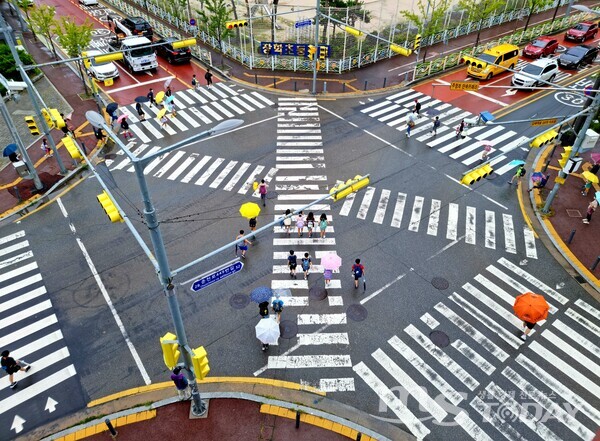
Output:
[
  {"left": 97, "top": 190, "right": 124, "bottom": 223},
  {"left": 530, "top": 129, "right": 558, "bottom": 148},
  {"left": 225, "top": 19, "right": 248, "bottom": 29},
  {"left": 413, "top": 34, "right": 422, "bottom": 51},
  {"left": 160, "top": 332, "right": 181, "bottom": 369},
  {"left": 558, "top": 146, "right": 573, "bottom": 169},
  {"left": 191, "top": 346, "right": 210, "bottom": 380},
  {"left": 62, "top": 136, "right": 81, "bottom": 160},
  {"left": 461, "top": 163, "right": 494, "bottom": 185},
  {"left": 390, "top": 44, "right": 412, "bottom": 57},
  {"left": 50, "top": 109, "right": 65, "bottom": 130},
  {"left": 319, "top": 46, "right": 327, "bottom": 61},
  {"left": 24, "top": 115, "right": 40, "bottom": 136},
  {"left": 330, "top": 175, "right": 370, "bottom": 201},
  {"left": 41, "top": 108, "right": 54, "bottom": 128},
  {"left": 307, "top": 45, "right": 317, "bottom": 60}
]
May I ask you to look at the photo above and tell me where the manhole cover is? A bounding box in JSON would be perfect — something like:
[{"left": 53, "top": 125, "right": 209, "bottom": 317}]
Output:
[
  {"left": 566, "top": 209, "right": 582, "bottom": 218},
  {"left": 431, "top": 277, "right": 449, "bottom": 290},
  {"left": 309, "top": 286, "right": 327, "bottom": 300},
  {"left": 266, "top": 191, "right": 279, "bottom": 199},
  {"left": 279, "top": 320, "right": 297, "bottom": 339},
  {"left": 430, "top": 330, "right": 450, "bottom": 348},
  {"left": 346, "top": 304, "right": 368, "bottom": 322},
  {"left": 229, "top": 293, "right": 249, "bottom": 309}
]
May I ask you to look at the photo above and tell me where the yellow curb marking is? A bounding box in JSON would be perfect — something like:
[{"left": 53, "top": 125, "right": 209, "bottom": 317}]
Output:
[
  {"left": 87, "top": 377, "right": 326, "bottom": 408},
  {"left": 54, "top": 409, "right": 157, "bottom": 441},
  {"left": 517, "top": 181, "right": 539, "bottom": 239}
]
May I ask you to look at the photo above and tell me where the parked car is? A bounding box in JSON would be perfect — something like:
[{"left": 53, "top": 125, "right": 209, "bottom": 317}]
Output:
[
  {"left": 558, "top": 44, "right": 599, "bottom": 69},
  {"left": 82, "top": 50, "right": 120, "bottom": 80},
  {"left": 115, "top": 16, "right": 153, "bottom": 38},
  {"left": 79, "top": 0, "right": 99, "bottom": 5},
  {"left": 523, "top": 36, "right": 559, "bottom": 58},
  {"left": 565, "top": 22, "right": 598, "bottom": 42},
  {"left": 462, "top": 44, "right": 519, "bottom": 80},
  {"left": 155, "top": 38, "right": 192, "bottom": 64},
  {"left": 512, "top": 58, "right": 559, "bottom": 88}
]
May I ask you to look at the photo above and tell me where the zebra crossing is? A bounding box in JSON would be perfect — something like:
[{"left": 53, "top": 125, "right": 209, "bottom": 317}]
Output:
[
  {"left": 117, "top": 82, "right": 275, "bottom": 144},
  {"left": 353, "top": 256, "right": 600, "bottom": 441},
  {"left": 0, "top": 231, "right": 78, "bottom": 435},
  {"left": 262, "top": 98, "right": 355, "bottom": 392},
  {"left": 338, "top": 186, "right": 538, "bottom": 258}
]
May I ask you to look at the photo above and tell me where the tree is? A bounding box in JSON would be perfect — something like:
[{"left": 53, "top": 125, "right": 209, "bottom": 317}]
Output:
[
  {"left": 522, "top": 0, "right": 553, "bottom": 32},
  {"left": 320, "top": 0, "right": 371, "bottom": 41},
  {"left": 15, "top": 0, "right": 37, "bottom": 40},
  {"left": 0, "top": 44, "right": 34, "bottom": 81},
  {"left": 56, "top": 17, "right": 94, "bottom": 94},
  {"left": 27, "top": 4, "right": 58, "bottom": 59},
  {"left": 458, "top": 0, "right": 506, "bottom": 49},
  {"left": 198, "top": 0, "right": 233, "bottom": 66},
  {"left": 400, "top": 0, "right": 451, "bottom": 61}
]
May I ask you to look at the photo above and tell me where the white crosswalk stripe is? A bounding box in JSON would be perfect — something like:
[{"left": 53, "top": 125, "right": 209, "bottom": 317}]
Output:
[
  {"left": 352, "top": 256, "right": 600, "bottom": 440},
  {"left": 0, "top": 231, "right": 78, "bottom": 421},
  {"left": 338, "top": 186, "right": 537, "bottom": 258}
]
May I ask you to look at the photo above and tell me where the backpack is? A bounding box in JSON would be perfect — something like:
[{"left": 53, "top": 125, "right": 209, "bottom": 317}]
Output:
[
  {"left": 352, "top": 264, "right": 363, "bottom": 278},
  {"left": 518, "top": 167, "right": 526, "bottom": 177},
  {"left": 191, "top": 77, "right": 197, "bottom": 86},
  {"left": 259, "top": 184, "right": 267, "bottom": 195},
  {"left": 259, "top": 301, "right": 269, "bottom": 317},
  {"left": 302, "top": 258, "right": 311, "bottom": 271},
  {"left": 272, "top": 299, "right": 284, "bottom": 312}
]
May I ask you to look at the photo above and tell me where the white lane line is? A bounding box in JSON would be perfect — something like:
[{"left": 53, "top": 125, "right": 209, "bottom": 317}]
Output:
[
  {"left": 408, "top": 196, "right": 424, "bottom": 232},
  {"left": 0, "top": 315, "right": 57, "bottom": 348},
  {"left": 566, "top": 308, "right": 600, "bottom": 339},
  {"left": 195, "top": 157, "right": 225, "bottom": 186},
  {"left": 454, "top": 411, "right": 494, "bottom": 441},
  {"left": 451, "top": 339, "right": 495, "bottom": 375},
  {"left": 339, "top": 192, "right": 356, "bottom": 216},
  {"left": 268, "top": 355, "right": 352, "bottom": 369},
  {"left": 297, "top": 333, "right": 349, "bottom": 345},
  {"left": 297, "top": 313, "right": 347, "bottom": 325},
  {"left": 447, "top": 203, "right": 459, "bottom": 241},
  {"left": 552, "top": 319, "right": 600, "bottom": 359},
  {"left": 420, "top": 312, "right": 439, "bottom": 329},
  {"left": 373, "top": 189, "right": 390, "bottom": 224},
  {"left": 541, "top": 329, "right": 600, "bottom": 381},
  {"left": 502, "top": 214, "right": 516, "bottom": 254},
  {"left": 353, "top": 362, "right": 430, "bottom": 440},
  {"left": 427, "top": 199, "right": 441, "bottom": 236},
  {"left": 465, "top": 206, "right": 476, "bottom": 245},
  {"left": 223, "top": 162, "right": 251, "bottom": 191},
  {"left": 238, "top": 165, "right": 265, "bottom": 194},
  {"left": 209, "top": 160, "right": 237, "bottom": 188},
  {"left": 484, "top": 210, "right": 495, "bottom": 249},
  {"left": 0, "top": 286, "right": 47, "bottom": 314},
  {"left": 153, "top": 151, "right": 185, "bottom": 178},
  {"left": 575, "top": 298, "right": 600, "bottom": 321},
  {"left": 0, "top": 300, "right": 52, "bottom": 331},
  {"left": 361, "top": 273, "right": 406, "bottom": 305},
  {"left": 497, "top": 258, "right": 566, "bottom": 304},
  {"left": 469, "top": 396, "right": 523, "bottom": 441},
  {"left": 0, "top": 262, "right": 38, "bottom": 284},
  {"left": 390, "top": 193, "right": 406, "bottom": 228},
  {"left": 319, "top": 378, "right": 355, "bottom": 392}
]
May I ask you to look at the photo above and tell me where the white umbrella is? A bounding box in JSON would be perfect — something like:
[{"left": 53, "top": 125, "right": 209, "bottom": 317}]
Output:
[{"left": 255, "top": 317, "right": 280, "bottom": 344}]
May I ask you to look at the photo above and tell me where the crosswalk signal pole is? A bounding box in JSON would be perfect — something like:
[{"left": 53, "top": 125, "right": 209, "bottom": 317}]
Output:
[{"left": 311, "top": 0, "right": 320, "bottom": 95}]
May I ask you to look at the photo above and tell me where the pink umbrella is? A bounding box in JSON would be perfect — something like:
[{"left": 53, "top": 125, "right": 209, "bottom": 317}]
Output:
[
  {"left": 481, "top": 140, "right": 493, "bottom": 152},
  {"left": 116, "top": 114, "right": 128, "bottom": 124},
  {"left": 591, "top": 152, "right": 600, "bottom": 164},
  {"left": 320, "top": 252, "right": 342, "bottom": 270}
]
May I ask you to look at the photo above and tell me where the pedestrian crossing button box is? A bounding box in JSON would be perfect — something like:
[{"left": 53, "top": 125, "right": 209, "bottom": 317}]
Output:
[
  {"left": 12, "top": 161, "right": 29, "bottom": 178},
  {"left": 581, "top": 129, "right": 599, "bottom": 152}
]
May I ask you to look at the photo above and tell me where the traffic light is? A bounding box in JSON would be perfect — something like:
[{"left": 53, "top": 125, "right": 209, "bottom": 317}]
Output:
[
  {"left": 24, "top": 116, "right": 40, "bottom": 136},
  {"left": 50, "top": 109, "right": 65, "bottom": 130},
  {"left": 330, "top": 175, "right": 370, "bottom": 201},
  {"left": 62, "top": 136, "right": 81, "bottom": 160},
  {"left": 318, "top": 46, "right": 327, "bottom": 61},
  {"left": 390, "top": 44, "right": 412, "bottom": 57},
  {"left": 558, "top": 146, "right": 573, "bottom": 169},
  {"left": 461, "top": 163, "right": 494, "bottom": 185},
  {"left": 413, "top": 34, "right": 422, "bottom": 51},
  {"left": 192, "top": 346, "right": 210, "bottom": 380},
  {"left": 225, "top": 19, "right": 248, "bottom": 29},
  {"left": 342, "top": 26, "right": 363, "bottom": 37},
  {"left": 307, "top": 45, "right": 317, "bottom": 60},
  {"left": 97, "top": 190, "right": 124, "bottom": 223},
  {"left": 172, "top": 38, "right": 196, "bottom": 49},
  {"left": 41, "top": 108, "right": 54, "bottom": 128},
  {"left": 160, "top": 332, "right": 181, "bottom": 369},
  {"left": 530, "top": 129, "right": 558, "bottom": 148}
]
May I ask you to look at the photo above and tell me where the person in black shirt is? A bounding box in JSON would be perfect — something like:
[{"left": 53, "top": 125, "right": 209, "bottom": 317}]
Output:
[
  {"left": 1, "top": 350, "right": 31, "bottom": 389},
  {"left": 288, "top": 250, "right": 297, "bottom": 279}
]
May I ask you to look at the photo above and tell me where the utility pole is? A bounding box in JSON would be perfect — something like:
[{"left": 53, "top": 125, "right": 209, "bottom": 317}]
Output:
[{"left": 311, "top": 0, "right": 320, "bottom": 95}]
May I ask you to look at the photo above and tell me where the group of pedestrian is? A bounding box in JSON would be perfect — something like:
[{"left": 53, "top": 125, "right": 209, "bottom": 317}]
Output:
[
  {"left": 191, "top": 69, "right": 213, "bottom": 90},
  {"left": 280, "top": 210, "right": 328, "bottom": 238}
]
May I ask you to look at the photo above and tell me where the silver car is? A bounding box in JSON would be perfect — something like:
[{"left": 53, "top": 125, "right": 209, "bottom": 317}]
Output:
[{"left": 511, "top": 58, "right": 559, "bottom": 89}]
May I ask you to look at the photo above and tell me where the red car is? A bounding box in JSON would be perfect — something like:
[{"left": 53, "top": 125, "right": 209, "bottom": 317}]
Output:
[
  {"left": 523, "top": 36, "right": 559, "bottom": 58},
  {"left": 565, "top": 22, "right": 598, "bottom": 42}
]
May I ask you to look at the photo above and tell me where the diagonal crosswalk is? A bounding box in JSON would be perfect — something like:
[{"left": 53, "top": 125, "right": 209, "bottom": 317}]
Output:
[
  {"left": 352, "top": 257, "right": 599, "bottom": 441},
  {"left": 338, "top": 186, "right": 538, "bottom": 258},
  {"left": 0, "top": 231, "right": 78, "bottom": 435}
]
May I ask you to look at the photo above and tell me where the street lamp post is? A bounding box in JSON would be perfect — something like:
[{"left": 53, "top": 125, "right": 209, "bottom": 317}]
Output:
[{"left": 86, "top": 112, "right": 243, "bottom": 416}]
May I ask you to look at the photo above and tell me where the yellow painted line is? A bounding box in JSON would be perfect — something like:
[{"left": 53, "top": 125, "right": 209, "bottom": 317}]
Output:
[
  {"left": 88, "top": 377, "right": 325, "bottom": 408},
  {"left": 517, "top": 181, "right": 539, "bottom": 239},
  {"left": 55, "top": 409, "right": 156, "bottom": 441}
]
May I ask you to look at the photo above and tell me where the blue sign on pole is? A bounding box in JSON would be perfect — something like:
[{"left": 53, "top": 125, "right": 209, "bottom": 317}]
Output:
[
  {"left": 295, "top": 19, "right": 313, "bottom": 28},
  {"left": 191, "top": 261, "right": 243, "bottom": 291}
]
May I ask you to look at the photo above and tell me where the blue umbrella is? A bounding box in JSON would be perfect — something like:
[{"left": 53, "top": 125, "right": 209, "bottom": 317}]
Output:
[
  {"left": 106, "top": 102, "right": 118, "bottom": 116},
  {"left": 3, "top": 144, "right": 18, "bottom": 157},
  {"left": 595, "top": 191, "right": 600, "bottom": 203},
  {"left": 164, "top": 95, "right": 174, "bottom": 104},
  {"left": 250, "top": 286, "right": 273, "bottom": 303},
  {"left": 508, "top": 159, "right": 526, "bottom": 167}
]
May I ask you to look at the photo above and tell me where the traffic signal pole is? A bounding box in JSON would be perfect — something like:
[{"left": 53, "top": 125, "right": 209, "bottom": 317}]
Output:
[{"left": 311, "top": 0, "right": 320, "bottom": 95}]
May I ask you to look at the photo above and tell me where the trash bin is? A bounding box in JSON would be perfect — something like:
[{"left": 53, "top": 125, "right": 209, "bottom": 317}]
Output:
[{"left": 12, "top": 160, "right": 29, "bottom": 178}]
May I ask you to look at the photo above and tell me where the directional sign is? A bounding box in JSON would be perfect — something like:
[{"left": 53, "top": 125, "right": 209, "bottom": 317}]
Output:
[
  {"left": 531, "top": 118, "right": 558, "bottom": 127},
  {"left": 295, "top": 19, "right": 313, "bottom": 28},
  {"left": 191, "top": 260, "right": 243, "bottom": 292},
  {"left": 450, "top": 81, "right": 479, "bottom": 91}
]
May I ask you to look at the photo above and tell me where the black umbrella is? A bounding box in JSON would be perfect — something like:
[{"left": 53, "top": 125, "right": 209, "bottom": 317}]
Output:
[
  {"left": 426, "top": 108, "right": 440, "bottom": 117},
  {"left": 106, "top": 102, "right": 118, "bottom": 115},
  {"left": 134, "top": 96, "right": 149, "bottom": 103},
  {"left": 3, "top": 144, "right": 18, "bottom": 157}
]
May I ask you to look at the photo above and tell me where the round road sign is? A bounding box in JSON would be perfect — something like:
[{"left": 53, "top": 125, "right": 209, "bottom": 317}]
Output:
[{"left": 190, "top": 18, "right": 196, "bottom": 26}]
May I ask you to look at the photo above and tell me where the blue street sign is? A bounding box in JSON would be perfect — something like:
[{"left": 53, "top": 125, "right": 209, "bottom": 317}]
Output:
[
  {"left": 190, "top": 18, "right": 196, "bottom": 26},
  {"left": 191, "top": 261, "right": 243, "bottom": 291},
  {"left": 295, "top": 19, "right": 313, "bottom": 28}
]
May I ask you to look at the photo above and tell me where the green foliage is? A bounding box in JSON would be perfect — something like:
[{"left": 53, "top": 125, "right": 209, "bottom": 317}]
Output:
[
  {"left": 27, "top": 4, "right": 58, "bottom": 58},
  {"left": 400, "top": 0, "right": 451, "bottom": 39},
  {"left": 522, "top": 0, "right": 553, "bottom": 31},
  {"left": 322, "top": 0, "right": 372, "bottom": 27},
  {"left": 197, "top": 0, "right": 233, "bottom": 51},
  {"left": 56, "top": 17, "right": 94, "bottom": 58},
  {"left": 0, "top": 44, "right": 34, "bottom": 80},
  {"left": 458, "top": 0, "right": 506, "bottom": 24}
]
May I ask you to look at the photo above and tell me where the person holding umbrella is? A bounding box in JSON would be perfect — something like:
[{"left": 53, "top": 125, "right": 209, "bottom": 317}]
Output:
[
  {"left": 3, "top": 144, "right": 21, "bottom": 163},
  {"left": 528, "top": 173, "right": 549, "bottom": 193},
  {"left": 118, "top": 115, "right": 133, "bottom": 140},
  {"left": 513, "top": 292, "right": 549, "bottom": 341},
  {"left": 256, "top": 315, "right": 279, "bottom": 351},
  {"left": 135, "top": 101, "right": 146, "bottom": 121}
]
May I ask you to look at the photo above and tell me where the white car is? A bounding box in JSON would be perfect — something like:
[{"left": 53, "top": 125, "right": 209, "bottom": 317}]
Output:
[
  {"left": 82, "top": 50, "right": 119, "bottom": 80},
  {"left": 511, "top": 58, "right": 559, "bottom": 89},
  {"left": 79, "top": 0, "right": 99, "bottom": 5}
]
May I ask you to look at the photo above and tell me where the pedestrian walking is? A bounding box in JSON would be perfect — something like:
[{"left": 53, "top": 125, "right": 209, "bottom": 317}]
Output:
[
  {"left": 272, "top": 297, "right": 284, "bottom": 323},
  {"left": 258, "top": 301, "right": 269, "bottom": 317},
  {"left": 205, "top": 68, "right": 213, "bottom": 87},
  {"left": 306, "top": 212, "right": 315, "bottom": 238},
  {"left": 455, "top": 119, "right": 465, "bottom": 139},
  {"left": 160, "top": 114, "right": 169, "bottom": 129},
  {"left": 40, "top": 138, "right": 52, "bottom": 157},
  {"left": 319, "top": 213, "right": 328, "bottom": 238},
  {"left": 323, "top": 267, "right": 333, "bottom": 287},
  {"left": 170, "top": 367, "right": 190, "bottom": 400},
  {"left": 258, "top": 179, "right": 268, "bottom": 207},
  {"left": 509, "top": 165, "right": 526, "bottom": 185},
  {"left": 94, "top": 127, "right": 105, "bottom": 142},
  {"left": 135, "top": 102, "right": 146, "bottom": 121},
  {"left": 521, "top": 321, "right": 536, "bottom": 341},
  {"left": 147, "top": 88, "right": 156, "bottom": 106},
  {"left": 528, "top": 174, "right": 549, "bottom": 193},
  {"left": 581, "top": 179, "right": 592, "bottom": 196},
  {"left": 249, "top": 217, "right": 257, "bottom": 239},
  {"left": 283, "top": 209, "right": 293, "bottom": 236},
  {"left": 166, "top": 102, "right": 177, "bottom": 118},
  {"left": 513, "top": 291, "right": 549, "bottom": 341},
  {"left": 120, "top": 117, "right": 133, "bottom": 139},
  {"left": 165, "top": 86, "right": 172, "bottom": 98},
  {"left": 8, "top": 151, "right": 21, "bottom": 162},
  {"left": 288, "top": 249, "right": 297, "bottom": 279},
  {"left": 405, "top": 111, "right": 416, "bottom": 137},
  {"left": 191, "top": 74, "right": 198, "bottom": 90},
  {"left": 60, "top": 113, "right": 74, "bottom": 136},
  {"left": 301, "top": 252, "right": 312, "bottom": 280},
  {"left": 583, "top": 199, "right": 598, "bottom": 224},
  {"left": 430, "top": 116, "right": 440, "bottom": 138},
  {"left": 413, "top": 98, "right": 421, "bottom": 117},
  {"left": 351, "top": 258, "right": 365, "bottom": 289},
  {"left": 296, "top": 211, "right": 305, "bottom": 237},
  {"left": 109, "top": 111, "right": 118, "bottom": 129},
  {"left": 236, "top": 230, "right": 252, "bottom": 258},
  {"left": 1, "top": 350, "right": 31, "bottom": 389}
]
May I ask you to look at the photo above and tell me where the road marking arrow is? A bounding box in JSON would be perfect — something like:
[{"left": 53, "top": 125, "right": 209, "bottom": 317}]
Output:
[
  {"left": 45, "top": 397, "right": 58, "bottom": 413},
  {"left": 519, "top": 259, "right": 528, "bottom": 266},
  {"left": 359, "top": 101, "right": 365, "bottom": 105},
  {"left": 556, "top": 282, "right": 565, "bottom": 290},
  {"left": 502, "top": 88, "right": 518, "bottom": 96},
  {"left": 11, "top": 415, "right": 25, "bottom": 433}
]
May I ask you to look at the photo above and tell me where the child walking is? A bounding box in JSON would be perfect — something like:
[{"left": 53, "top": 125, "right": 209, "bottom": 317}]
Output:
[
  {"left": 296, "top": 212, "right": 305, "bottom": 237},
  {"left": 301, "top": 252, "right": 312, "bottom": 280},
  {"left": 319, "top": 213, "right": 328, "bottom": 238},
  {"left": 288, "top": 250, "right": 297, "bottom": 279},
  {"left": 306, "top": 212, "right": 315, "bottom": 238},
  {"left": 236, "top": 230, "right": 252, "bottom": 258}
]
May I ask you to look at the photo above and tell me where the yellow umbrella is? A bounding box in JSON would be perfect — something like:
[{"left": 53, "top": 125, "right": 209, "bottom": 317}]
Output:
[
  {"left": 155, "top": 91, "right": 165, "bottom": 104},
  {"left": 239, "top": 202, "right": 261, "bottom": 219},
  {"left": 156, "top": 108, "right": 167, "bottom": 119},
  {"left": 582, "top": 171, "right": 599, "bottom": 184}
]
